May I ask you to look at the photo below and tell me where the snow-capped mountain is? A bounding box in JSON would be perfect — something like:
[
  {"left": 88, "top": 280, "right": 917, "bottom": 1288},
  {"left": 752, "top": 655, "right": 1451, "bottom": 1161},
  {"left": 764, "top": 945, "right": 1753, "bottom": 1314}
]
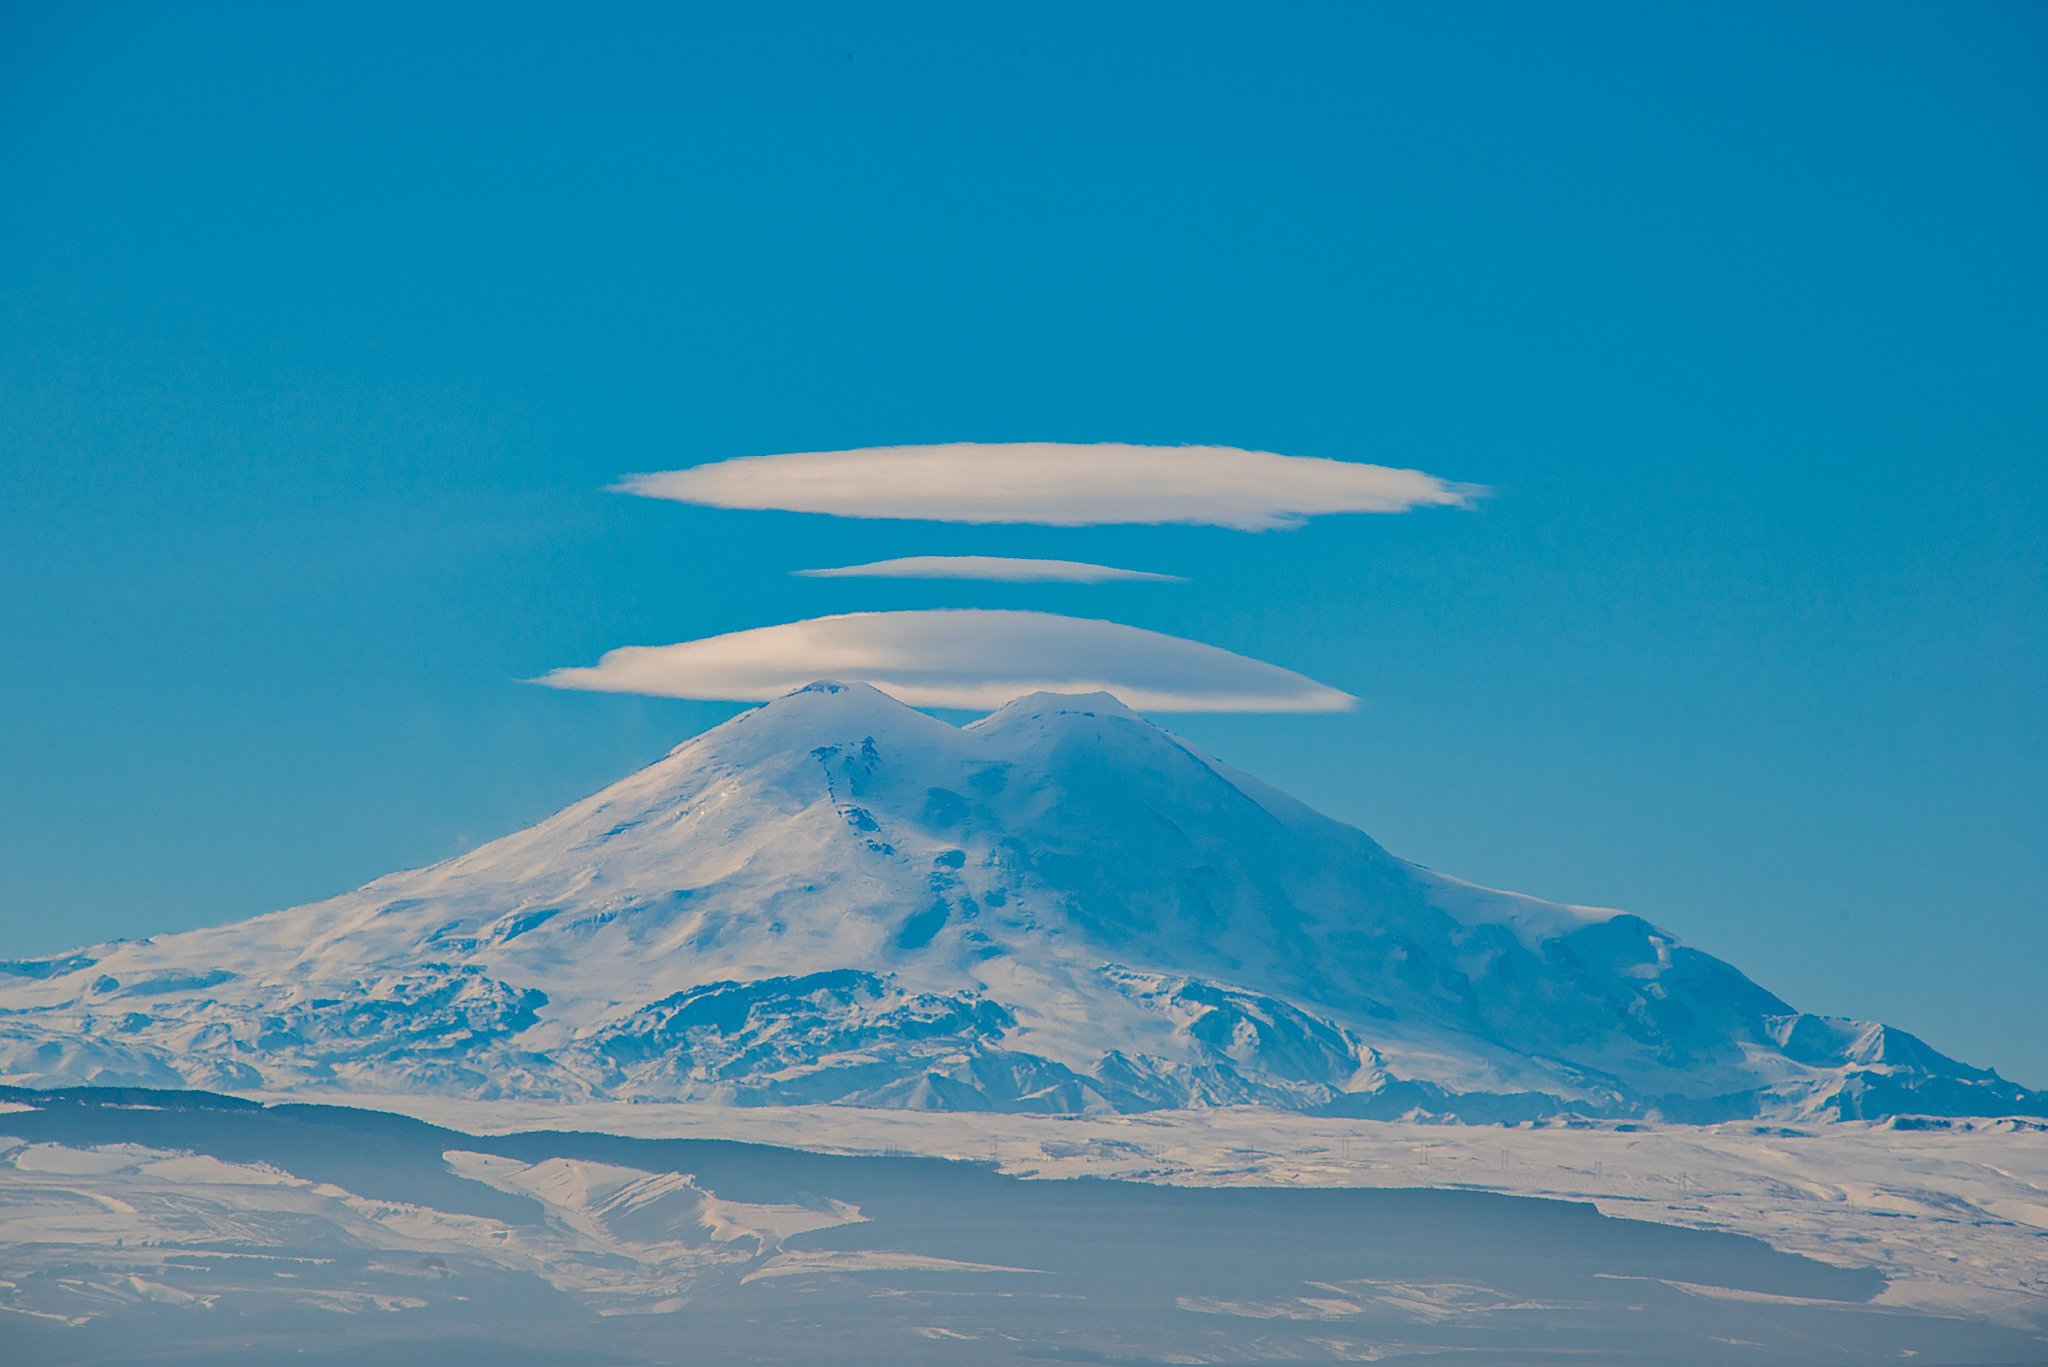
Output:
[{"left": 1, "top": 683, "right": 2037, "bottom": 1121}]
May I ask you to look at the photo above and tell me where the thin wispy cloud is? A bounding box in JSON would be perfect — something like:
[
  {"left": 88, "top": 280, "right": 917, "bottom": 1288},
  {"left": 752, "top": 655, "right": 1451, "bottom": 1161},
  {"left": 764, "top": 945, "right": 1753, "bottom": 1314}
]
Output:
[
  {"left": 530, "top": 609, "right": 1353, "bottom": 712},
  {"left": 617, "top": 442, "right": 1483, "bottom": 531},
  {"left": 793, "top": 556, "right": 1185, "bottom": 584}
]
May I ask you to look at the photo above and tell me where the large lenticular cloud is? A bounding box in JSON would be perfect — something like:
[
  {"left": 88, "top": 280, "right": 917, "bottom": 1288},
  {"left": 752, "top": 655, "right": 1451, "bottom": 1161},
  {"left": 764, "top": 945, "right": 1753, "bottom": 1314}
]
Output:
[
  {"left": 530, "top": 609, "right": 1353, "bottom": 712},
  {"left": 616, "top": 443, "right": 1482, "bottom": 531}
]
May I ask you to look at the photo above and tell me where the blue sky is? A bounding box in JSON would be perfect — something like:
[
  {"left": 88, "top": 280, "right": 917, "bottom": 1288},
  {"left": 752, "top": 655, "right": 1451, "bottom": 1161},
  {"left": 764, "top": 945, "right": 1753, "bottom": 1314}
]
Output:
[{"left": 3, "top": 2, "right": 2043, "bottom": 1083}]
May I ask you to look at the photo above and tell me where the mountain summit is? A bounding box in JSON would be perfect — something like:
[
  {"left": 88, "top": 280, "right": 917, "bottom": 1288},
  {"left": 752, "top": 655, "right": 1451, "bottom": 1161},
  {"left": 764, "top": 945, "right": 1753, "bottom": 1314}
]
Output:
[{"left": 2, "top": 683, "right": 2037, "bottom": 1121}]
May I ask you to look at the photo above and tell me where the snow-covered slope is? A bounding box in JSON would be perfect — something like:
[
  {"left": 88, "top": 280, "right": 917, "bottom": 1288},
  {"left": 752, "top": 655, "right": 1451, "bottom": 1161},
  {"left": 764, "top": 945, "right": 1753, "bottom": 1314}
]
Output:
[{"left": 0, "top": 683, "right": 2037, "bottom": 1121}]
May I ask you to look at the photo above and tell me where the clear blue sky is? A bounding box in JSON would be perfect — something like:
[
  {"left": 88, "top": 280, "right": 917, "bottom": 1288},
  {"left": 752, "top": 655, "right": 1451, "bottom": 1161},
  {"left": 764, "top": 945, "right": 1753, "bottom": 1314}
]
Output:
[{"left": 4, "top": 3, "right": 2043, "bottom": 1084}]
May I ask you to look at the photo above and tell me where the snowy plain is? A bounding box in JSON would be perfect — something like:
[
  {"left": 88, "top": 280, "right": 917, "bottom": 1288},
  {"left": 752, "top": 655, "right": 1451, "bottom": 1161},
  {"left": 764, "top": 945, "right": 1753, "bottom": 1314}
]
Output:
[
  {"left": 1, "top": 1092, "right": 2044, "bottom": 1363},
  {"left": 247, "top": 1093, "right": 2048, "bottom": 1327}
]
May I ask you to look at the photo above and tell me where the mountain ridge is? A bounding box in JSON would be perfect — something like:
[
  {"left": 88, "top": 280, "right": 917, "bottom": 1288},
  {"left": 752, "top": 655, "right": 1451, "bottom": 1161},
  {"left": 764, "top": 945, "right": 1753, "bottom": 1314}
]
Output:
[{"left": 2, "top": 682, "right": 2039, "bottom": 1122}]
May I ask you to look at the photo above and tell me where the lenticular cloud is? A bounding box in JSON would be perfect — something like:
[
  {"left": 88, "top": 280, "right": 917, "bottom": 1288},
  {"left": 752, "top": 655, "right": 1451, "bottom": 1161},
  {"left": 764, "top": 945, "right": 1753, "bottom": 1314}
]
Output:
[
  {"left": 530, "top": 610, "right": 1353, "bottom": 712},
  {"left": 617, "top": 443, "right": 1482, "bottom": 531},
  {"left": 793, "top": 556, "right": 1184, "bottom": 584}
]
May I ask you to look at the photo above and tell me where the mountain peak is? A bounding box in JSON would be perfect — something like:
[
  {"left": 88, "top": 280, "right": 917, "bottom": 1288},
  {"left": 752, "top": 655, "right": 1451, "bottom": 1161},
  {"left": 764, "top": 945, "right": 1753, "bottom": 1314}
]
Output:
[
  {"left": 755, "top": 678, "right": 924, "bottom": 718},
  {"left": 972, "top": 690, "right": 1146, "bottom": 724},
  {"left": 2, "top": 690, "right": 2040, "bottom": 1123},
  {"left": 754, "top": 681, "right": 1152, "bottom": 731},
  {"left": 682, "top": 679, "right": 957, "bottom": 758}
]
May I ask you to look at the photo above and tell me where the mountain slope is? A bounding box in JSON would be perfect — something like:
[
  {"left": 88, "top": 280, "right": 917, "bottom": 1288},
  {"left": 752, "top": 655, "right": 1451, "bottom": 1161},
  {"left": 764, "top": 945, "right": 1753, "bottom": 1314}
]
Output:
[{"left": 1, "top": 683, "right": 2036, "bottom": 1121}]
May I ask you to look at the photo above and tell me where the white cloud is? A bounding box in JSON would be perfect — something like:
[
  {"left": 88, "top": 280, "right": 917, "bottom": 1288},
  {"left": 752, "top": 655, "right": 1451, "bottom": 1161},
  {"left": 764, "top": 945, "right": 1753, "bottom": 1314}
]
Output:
[
  {"left": 792, "top": 556, "right": 1184, "bottom": 584},
  {"left": 616, "top": 442, "right": 1483, "bottom": 531},
  {"left": 530, "top": 609, "right": 1353, "bottom": 712}
]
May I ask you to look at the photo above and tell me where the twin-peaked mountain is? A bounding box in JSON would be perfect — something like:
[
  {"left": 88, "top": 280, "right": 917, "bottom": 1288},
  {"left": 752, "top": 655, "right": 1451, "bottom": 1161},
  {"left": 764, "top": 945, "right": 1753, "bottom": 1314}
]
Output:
[{"left": 1, "top": 683, "right": 2037, "bottom": 1121}]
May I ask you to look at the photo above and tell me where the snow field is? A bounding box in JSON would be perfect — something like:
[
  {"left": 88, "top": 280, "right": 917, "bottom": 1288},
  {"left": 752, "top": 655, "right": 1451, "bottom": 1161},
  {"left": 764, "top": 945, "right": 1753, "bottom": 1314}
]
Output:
[{"left": 289, "top": 1094, "right": 2048, "bottom": 1326}]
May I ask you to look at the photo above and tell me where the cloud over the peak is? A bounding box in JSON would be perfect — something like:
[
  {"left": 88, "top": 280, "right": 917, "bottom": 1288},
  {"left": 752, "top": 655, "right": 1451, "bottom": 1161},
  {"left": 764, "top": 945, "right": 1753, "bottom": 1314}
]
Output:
[
  {"left": 617, "top": 443, "right": 1482, "bottom": 531},
  {"left": 530, "top": 610, "right": 1352, "bottom": 712},
  {"left": 793, "top": 556, "right": 1183, "bottom": 584}
]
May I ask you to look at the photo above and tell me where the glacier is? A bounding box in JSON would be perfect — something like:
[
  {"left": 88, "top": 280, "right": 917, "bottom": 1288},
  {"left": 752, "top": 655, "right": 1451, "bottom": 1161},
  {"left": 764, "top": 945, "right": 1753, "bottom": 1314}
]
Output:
[{"left": 1, "top": 682, "right": 2039, "bottom": 1123}]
